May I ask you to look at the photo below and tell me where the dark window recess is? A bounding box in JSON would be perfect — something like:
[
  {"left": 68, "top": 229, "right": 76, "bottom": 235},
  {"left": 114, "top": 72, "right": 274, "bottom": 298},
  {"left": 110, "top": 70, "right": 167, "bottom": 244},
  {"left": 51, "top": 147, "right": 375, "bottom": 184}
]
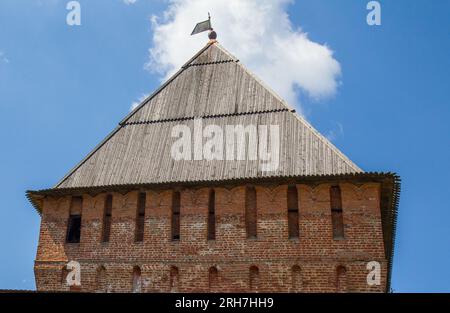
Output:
[
  {"left": 61, "top": 267, "right": 69, "bottom": 285},
  {"left": 336, "top": 266, "right": 347, "bottom": 292},
  {"left": 208, "top": 266, "right": 218, "bottom": 290},
  {"left": 245, "top": 186, "right": 257, "bottom": 239},
  {"left": 66, "top": 215, "right": 81, "bottom": 243},
  {"left": 330, "top": 186, "right": 344, "bottom": 239},
  {"left": 170, "top": 266, "right": 179, "bottom": 292},
  {"left": 287, "top": 185, "right": 299, "bottom": 238},
  {"left": 249, "top": 266, "right": 259, "bottom": 291},
  {"left": 102, "top": 195, "right": 113, "bottom": 242},
  {"left": 172, "top": 191, "right": 181, "bottom": 241},
  {"left": 208, "top": 189, "right": 216, "bottom": 240},
  {"left": 135, "top": 193, "right": 146, "bottom": 242},
  {"left": 66, "top": 196, "right": 82, "bottom": 243},
  {"left": 132, "top": 266, "right": 142, "bottom": 293},
  {"left": 96, "top": 266, "right": 107, "bottom": 292},
  {"left": 291, "top": 265, "right": 302, "bottom": 291}
]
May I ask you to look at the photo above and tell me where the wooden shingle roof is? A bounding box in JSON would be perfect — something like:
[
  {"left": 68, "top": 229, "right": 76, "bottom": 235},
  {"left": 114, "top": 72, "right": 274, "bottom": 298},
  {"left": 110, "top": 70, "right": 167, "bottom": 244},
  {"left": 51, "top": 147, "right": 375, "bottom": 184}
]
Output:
[
  {"left": 54, "top": 42, "right": 362, "bottom": 189},
  {"left": 27, "top": 43, "right": 400, "bottom": 292}
]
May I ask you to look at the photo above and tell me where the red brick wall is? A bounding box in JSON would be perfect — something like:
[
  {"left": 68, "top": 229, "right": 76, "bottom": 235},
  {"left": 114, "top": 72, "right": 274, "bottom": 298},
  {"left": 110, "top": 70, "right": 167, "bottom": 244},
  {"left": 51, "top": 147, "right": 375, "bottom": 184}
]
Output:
[{"left": 34, "top": 182, "right": 387, "bottom": 292}]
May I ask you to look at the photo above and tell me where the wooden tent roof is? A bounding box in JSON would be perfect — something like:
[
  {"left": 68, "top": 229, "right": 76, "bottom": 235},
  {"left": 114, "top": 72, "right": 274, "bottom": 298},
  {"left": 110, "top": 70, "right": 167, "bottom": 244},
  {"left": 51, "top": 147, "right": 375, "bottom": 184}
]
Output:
[
  {"left": 54, "top": 42, "right": 362, "bottom": 189},
  {"left": 27, "top": 43, "right": 400, "bottom": 291}
]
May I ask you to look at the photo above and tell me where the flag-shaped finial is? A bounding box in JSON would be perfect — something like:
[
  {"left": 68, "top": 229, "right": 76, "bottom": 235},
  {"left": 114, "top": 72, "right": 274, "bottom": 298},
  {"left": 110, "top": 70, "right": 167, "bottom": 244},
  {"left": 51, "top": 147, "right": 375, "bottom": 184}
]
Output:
[{"left": 191, "top": 13, "right": 217, "bottom": 41}]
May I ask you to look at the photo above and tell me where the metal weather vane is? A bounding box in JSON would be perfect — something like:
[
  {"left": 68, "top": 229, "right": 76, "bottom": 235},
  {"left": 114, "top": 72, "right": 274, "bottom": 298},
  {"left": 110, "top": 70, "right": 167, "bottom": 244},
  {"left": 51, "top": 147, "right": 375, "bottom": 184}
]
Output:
[{"left": 191, "top": 13, "right": 217, "bottom": 40}]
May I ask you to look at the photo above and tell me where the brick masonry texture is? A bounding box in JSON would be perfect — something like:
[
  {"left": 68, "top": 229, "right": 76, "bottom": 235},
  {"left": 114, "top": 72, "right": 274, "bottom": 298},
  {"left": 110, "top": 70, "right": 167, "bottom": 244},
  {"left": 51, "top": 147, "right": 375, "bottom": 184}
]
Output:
[{"left": 34, "top": 182, "right": 387, "bottom": 292}]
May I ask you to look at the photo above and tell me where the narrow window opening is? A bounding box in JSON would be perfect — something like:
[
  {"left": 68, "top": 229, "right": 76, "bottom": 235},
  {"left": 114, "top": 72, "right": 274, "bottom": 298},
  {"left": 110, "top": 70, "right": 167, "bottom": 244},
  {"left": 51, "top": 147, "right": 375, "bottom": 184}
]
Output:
[
  {"left": 132, "top": 266, "right": 142, "bottom": 293},
  {"left": 170, "top": 266, "right": 179, "bottom": 292},
  {"left": 61, "top": 266, "right": 69, "bottom": 286},
  {"left": 336, "top": 265, "right": 347, "bottom": 293},
  {"left": 101, "top": 195, "right": 113, "bottom": 242},
  {"left": 249, "top": 266, "right": 259, "bottom": 292},
  {"left": 207, "top": 189, "right": 216, "bottom": 240},
  {"left": 287, "top": 185, "right": 299, "bottom": 238},
  {"left": 330, "top": 186, "right": 344, "bottom": 239},
  {"left": 135, "top": 192, "right": 146, "bottom": 242},
  {"left": 291, "top": 265, "right": 302, "bottom": 292},
  {"left": 66, "top": 196, "right": 82, "bottom": 243},
  {"left": 96, "top": 266, "right": 107, "bottom": 293},
  {"left": 245, "top": 186, "right": 257, "bottom": 239},
  {"left": 172, "top": 191, "right": 181, "bottom": 241},
  {"left": 209, "top": 266, "right": 218, "bottom": 291}
]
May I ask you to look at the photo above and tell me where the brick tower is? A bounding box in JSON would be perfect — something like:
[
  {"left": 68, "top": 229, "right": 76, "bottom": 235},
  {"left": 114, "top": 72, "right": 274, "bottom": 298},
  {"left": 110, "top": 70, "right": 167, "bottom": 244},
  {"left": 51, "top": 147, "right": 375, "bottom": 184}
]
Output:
[{"left": 27, "top": 42, "right": 400, "bottom": 293}]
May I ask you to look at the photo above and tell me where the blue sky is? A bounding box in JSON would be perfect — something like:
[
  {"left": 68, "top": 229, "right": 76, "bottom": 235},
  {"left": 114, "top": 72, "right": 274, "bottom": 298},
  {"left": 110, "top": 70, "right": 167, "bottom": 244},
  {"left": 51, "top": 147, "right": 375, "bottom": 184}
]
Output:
[{"left": 0, "top": 0, "right": 449, "bottom": 292}]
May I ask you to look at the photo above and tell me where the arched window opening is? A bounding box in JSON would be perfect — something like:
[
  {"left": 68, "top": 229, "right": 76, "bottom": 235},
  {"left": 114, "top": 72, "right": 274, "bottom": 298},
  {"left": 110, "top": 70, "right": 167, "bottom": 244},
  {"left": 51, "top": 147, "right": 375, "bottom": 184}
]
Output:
[
  {"left": 291, "top": 265, "right": 302, "bottom": 292},
  {"left": 249, "top": 265, "right": 259, "bottom": 292},
  {"left": 132, "top": 266, "right": 142, "bottom": 293},
  {"left": 96, "top": 266, "right": 107, "bottom": 293},
  {"left": 61, "top": 266, "right": 69, "bottom": 286},
  {"left": 208, "top": 266, "right": 219, "bottom": 291},
  {"left": 336, "top": 265, "right": 347, "bottom": 293},
  {"left": 170, "top": 266, "right": 180, "bottom": 292}
]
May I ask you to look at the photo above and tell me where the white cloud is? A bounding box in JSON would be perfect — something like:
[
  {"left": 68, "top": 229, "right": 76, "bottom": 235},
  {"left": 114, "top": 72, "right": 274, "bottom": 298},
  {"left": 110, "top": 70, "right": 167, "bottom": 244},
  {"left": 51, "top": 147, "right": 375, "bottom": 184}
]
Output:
[
  {"left": 130, "top": 93, "right": 150, "bottom": 111},
  {"left": 146, "top": 0, "right": 341, "bottom": 111},
  {"left": 123, "top": 0, "right": 137, "bottom": 5}
]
